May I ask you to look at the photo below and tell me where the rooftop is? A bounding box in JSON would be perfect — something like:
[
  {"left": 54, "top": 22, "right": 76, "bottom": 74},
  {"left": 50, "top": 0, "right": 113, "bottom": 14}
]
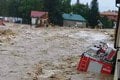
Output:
[
  {"left": 100, "top": 11, "right": 118, "bottom": 16},
  {"left": 31, "top": 11, "right": 48, "bottom": 18},
  {"left": 62, "top": 13, "right": 86, "bottom": 22}
]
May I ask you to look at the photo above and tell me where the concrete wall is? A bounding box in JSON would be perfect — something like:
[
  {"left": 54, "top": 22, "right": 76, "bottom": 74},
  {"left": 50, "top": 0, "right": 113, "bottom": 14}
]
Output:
[{"left": 63, "top": 20, "right": 86, "bottom": 27}]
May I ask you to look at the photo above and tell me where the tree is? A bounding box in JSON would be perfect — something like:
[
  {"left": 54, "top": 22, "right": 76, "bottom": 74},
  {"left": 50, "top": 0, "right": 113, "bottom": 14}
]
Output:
[
  {"left": 18, "top": 0, "right": 43, "bottom": 24},
  {"left": 0, "top": 0, "right": 8, "bottom": 16},
  {"left": 72, "top": 3, "right": 90, "bottom": 20},
  {"left": 100, "top": 16, "right": 114, "bottom": 28},
  {"left": 62, "top": 0, "right": 71, "bottom": 13},
  {"left": 43, "top": 0, "right": 63, "bottom": 26},
  {"left": 88, "top": 0, "right": 100, "bottom": 28},
  {"left": 7, "top": 0, "right": 20, "bottom": 17},
  {"left": 0, "top": 0, "right": 43, "bottom": 24}
]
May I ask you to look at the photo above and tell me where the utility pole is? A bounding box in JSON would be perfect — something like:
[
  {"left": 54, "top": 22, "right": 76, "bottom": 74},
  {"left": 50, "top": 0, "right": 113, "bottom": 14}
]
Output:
[
  {"left": 114, "top": 0, "right": 120, "bottom": 80},
  {"left": 115, "top": 0, "right": 120, "bottom": 49},
  {"left": 77, "top": 0, "right": 80, "bottom": 4}
]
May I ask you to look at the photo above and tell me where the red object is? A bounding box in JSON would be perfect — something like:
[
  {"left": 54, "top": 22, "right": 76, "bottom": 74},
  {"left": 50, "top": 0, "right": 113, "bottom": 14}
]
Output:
[
  {"left": 77, "top": 56, "right": 90, "bottom": 71},
  {"left": 77, "top": 56, "right": 113, "bottom": 74},
  {"left": 105, "top": 50, "right": 116, "bottom": 60},
  {"left": 101, "top": 64, "right": 112, "bottom": 74},
  {"left": 31, "top": 11, "right": 48, "bottom": 18},
  {"left": 100, "top": 48, "right": 106, "bottom": 53},
  {"left": 77, "top": 42, "right": 116, "bottom": 75}
]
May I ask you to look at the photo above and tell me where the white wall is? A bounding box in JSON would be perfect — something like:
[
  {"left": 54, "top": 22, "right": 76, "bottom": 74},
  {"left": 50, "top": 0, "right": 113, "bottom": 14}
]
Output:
[
  {"left": 63, "top": 20, "right": 86, "bottom": 27},
  {"left": 31, "top": 18, "right": 37, "bottom": 25}
]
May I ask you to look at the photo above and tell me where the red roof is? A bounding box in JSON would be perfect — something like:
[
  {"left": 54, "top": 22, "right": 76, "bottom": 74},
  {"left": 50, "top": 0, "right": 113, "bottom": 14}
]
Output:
[
  {"left": 31, "top": 11, "right": 48, "bottom": 17},
  {"left": 100, "top": 11, "right": 118, "bottom": 16},
  {"left": 100, "top": 11, "right": 118, "bottom": 21}
]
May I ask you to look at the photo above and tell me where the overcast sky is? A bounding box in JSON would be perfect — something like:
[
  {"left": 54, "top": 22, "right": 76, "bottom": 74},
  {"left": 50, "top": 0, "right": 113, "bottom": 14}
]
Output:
[{"left": 71, "top": 0, "right": 118, "bottom": 12}]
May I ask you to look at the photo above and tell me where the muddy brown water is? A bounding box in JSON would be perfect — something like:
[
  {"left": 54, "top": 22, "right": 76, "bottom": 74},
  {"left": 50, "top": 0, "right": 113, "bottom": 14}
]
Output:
[{"left": 0, "top": 24, "right": 114, "bottom": 80}]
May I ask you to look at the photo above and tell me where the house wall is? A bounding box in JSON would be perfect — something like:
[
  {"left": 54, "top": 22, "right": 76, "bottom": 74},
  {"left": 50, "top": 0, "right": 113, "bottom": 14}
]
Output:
[
  {"left": 31, "top": 13, "right": 48, "bottom": 26},
  {"left": 63, "top": 20, "right": 76, "bottom": 27},
  {"left": 31, "top": 18, "right": 37, "bottom": 25},
  {"left": 31, "top": 17, "right": 48, "bottom": 27},
  {"left": 63, "top": 20, "right": 86, "bottom": 27}
]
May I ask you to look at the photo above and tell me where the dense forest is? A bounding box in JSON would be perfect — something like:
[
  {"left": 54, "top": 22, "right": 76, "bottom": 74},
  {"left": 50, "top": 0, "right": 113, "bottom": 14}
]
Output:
[{"left": 0, "top": 0, "right": 113, "bottom": 28}]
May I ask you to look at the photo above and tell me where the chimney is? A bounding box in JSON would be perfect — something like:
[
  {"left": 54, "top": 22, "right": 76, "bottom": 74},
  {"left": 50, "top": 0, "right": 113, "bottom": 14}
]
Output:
[{"left": 77, "top": 0, "right": 80, "bottom": 4}]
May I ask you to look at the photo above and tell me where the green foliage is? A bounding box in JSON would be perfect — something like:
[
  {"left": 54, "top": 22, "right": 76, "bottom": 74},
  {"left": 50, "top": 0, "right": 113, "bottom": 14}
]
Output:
[
  {"left": 18, "top": 0, "right": 43, "bottom": 24},
  {"left": 0, "top": 0, "right": 104, "bottom": 27},
  {"left": 0, "top": 0, "right": 43, "bottom": 24},
  {"left": 43, "top": 0, "right": 63, "bottom": 26},
  {"left": 8, "top": 0, "right": 20, "bottom": 17},
  {"left": 18, "top": 0, "right": 33, "bottom": 23},
  {"left": 72, "top": 3, "right": 90, "bottom": 20},
  {"left": 0, "top": 0, "right": 8, "bottom": 16},
  {"left": 100, "top": 16, "right": 114, "bottom": 28},
  {"left": 88, "top": 0, "right": 100, "bottom": 28},
  {"left": 61, "top": 0, "right": 71, "bottom": 13}
]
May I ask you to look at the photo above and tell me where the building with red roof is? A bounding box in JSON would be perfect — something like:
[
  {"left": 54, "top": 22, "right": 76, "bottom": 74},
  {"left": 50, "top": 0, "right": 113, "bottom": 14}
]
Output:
[
  {"left": 31, "top": 11, "right": 48, "bottom": 27},
  {"left": 100, "top": 11, "right": 118, "bottom": 22}
]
